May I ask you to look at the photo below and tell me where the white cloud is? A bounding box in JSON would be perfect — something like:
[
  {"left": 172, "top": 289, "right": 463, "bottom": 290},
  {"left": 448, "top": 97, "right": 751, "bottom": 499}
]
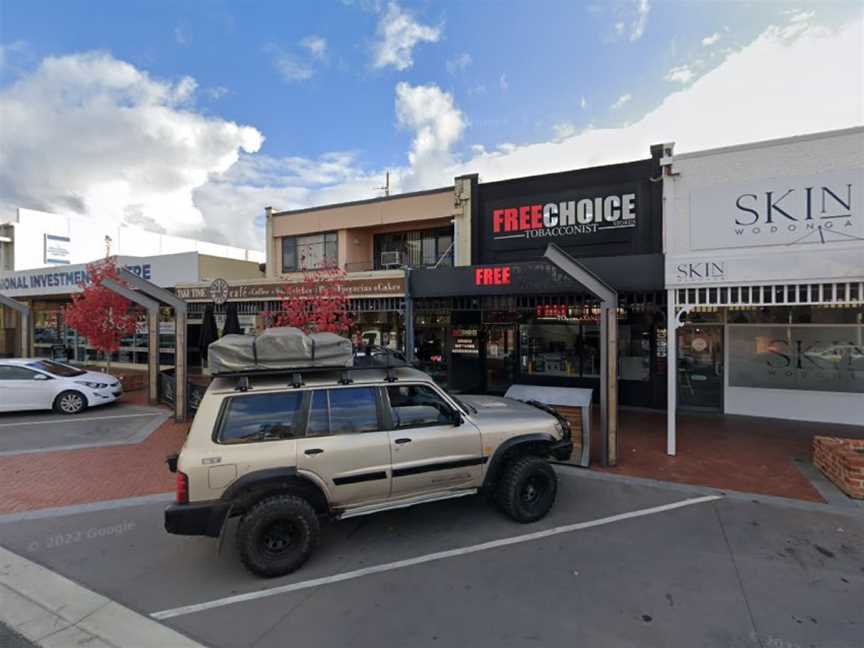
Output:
[
  {"left": 630, "top": 0, "right": 650, "bottom": 41},
  {"left": 174, "top": 27, "right": 187, "bottom": 46},
  {"left": 300, "top": 35, "right": 327, "bottom": 60},
  {"left": 611, "top": 93, "right": 632, "bottom": 109},
  {"left": 553, "top": 122, "right": 577, "bottom": 140},
  {"left": 371, "top": 2, "right": 440, "bottom": 70},
  {"left": 664, "top": 65, "right": 694, "bottom": 84},
  {"left": 446, "top": 52, "right": 472, "bottom": 75},
  {"left": 449, "top": 14, "right": 863, "bottom": 184},
  {"left": 580, "top": 96, "right": 588, "bottom": 109},
  {"left": 395, "top": 82, "right": 466, "bottom": 189},
  {"left": 702, "top": 32, "right": 720, "bottom": 46},
  {"left": 788, "top": 10, "right": 815, "bottom": 23},
  {"left": 204, "top": 86, "right": 230, "bottom": 100},
  {"left": 0, "top": 52, "right": 263, "bottom": 247},
  {"left": 499, "top": 73, "right": 509, "bottom": 91},
  {"left": 269, "top": 47, "right": 315, "bottom": 82}
]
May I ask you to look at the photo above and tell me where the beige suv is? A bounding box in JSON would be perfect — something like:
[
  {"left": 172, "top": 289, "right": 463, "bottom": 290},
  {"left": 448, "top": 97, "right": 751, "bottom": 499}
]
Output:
[{"left": 165, "top": 364, "right": 572, "bottom": 578}]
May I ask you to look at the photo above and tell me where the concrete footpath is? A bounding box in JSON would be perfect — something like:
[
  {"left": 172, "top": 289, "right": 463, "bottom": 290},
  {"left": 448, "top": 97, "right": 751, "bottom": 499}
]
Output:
[{"left": 0, "top": 545, "right": 204, "bottom": 648}]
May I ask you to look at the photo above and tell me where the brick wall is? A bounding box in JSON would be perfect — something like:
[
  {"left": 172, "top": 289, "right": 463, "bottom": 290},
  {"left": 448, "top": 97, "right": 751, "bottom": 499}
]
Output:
[
  {"left": 551, "top": 405, "right": 583, "bottom": 464},
  {"left": 812, "top": 436, "right": 864, "bottom": 500}
]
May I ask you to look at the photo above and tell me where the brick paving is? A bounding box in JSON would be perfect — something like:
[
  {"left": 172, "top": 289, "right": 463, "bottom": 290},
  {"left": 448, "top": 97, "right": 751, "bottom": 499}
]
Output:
[
  {"left": 2, "top": 376, "right": 862, "bottom": 513},
  {"left": 590, "top": 409, "right": 864, "bottom": 503},
  {"left": 0, "top": 390, "right": 186, "bottom": 514}
]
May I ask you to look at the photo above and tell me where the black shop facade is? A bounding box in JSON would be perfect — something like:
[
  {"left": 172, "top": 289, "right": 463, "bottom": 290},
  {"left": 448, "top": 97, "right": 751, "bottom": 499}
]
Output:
[{"left": 411, "top": 146, "right": 668, "bottom": 409}]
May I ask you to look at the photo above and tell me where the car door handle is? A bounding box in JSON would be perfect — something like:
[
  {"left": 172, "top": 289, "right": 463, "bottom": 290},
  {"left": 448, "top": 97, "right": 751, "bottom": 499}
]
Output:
[
  {"left": 304, "top": 448, "right": 324, "bottom": 455},
  {"left": 394, "top": 438, "right": 412, "bottom": 445}
]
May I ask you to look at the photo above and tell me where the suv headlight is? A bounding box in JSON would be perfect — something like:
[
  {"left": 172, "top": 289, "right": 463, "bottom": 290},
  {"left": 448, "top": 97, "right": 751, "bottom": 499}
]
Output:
[
  {"left": 554, "top": 420, "right": 571, "bottom": 439},
  {"left": 75, "top": 380, "right": 109, "bottom": 389}
]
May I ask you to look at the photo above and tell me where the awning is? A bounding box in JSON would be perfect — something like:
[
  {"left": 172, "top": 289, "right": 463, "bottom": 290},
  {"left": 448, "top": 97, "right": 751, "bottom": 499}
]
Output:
[{"left": 410, "top": 253, "right": 662, "bottom": 298}]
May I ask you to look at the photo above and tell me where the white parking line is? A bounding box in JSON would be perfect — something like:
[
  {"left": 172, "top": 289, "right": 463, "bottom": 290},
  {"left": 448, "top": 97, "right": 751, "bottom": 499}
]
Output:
[
  {"left": 0, "top": 413, "right": 158, "bottom": 428},
  {"left": 151, "top": 494, "right": 722, "bottom": 620}
]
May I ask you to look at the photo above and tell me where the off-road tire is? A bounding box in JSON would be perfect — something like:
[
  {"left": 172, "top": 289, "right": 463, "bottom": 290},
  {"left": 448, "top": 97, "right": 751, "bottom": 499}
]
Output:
[
  {"left": 495, "top": 456, "right": 557, "bottom": 523},
  {"left": 236, "top": 494, "right": 319, "bottom": 578},
  {"left": 53, "top": 390, "right": 86, "bottom": 415}
]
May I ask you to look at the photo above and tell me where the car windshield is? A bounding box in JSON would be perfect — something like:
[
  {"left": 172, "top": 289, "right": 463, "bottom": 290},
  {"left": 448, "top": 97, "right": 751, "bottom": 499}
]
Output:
[{"left": 26, "top": 360, "right": 86, "bottom": 377}]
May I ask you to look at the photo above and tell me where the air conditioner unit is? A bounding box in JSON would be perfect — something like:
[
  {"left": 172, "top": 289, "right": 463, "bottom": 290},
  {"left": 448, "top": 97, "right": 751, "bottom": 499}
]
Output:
[{"left": 380, "top": 251, "right": 401, "bottom": 267}]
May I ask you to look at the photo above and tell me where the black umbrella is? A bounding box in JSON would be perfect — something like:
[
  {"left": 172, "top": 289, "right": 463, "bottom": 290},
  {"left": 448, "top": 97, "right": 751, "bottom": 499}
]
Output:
[
  {"left": 223, "top": 301, "right": 242, "bottom": 336},
  {"left": 199, "top": 303, "right": 219, "bottom": 364}
]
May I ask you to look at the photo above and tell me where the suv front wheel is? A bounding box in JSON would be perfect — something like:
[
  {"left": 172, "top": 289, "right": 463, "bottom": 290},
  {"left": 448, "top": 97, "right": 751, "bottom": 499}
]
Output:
[
  {"left": 495, "top": 456, "right": 558, "bottom": 523},
  {"left": 236, "top": 494, "right": 320, "bottom": 578}
]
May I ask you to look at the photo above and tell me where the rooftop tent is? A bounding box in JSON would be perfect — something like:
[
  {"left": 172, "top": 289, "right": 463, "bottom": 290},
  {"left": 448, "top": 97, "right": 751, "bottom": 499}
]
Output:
[{"left": 208, "top": 327, "right": 353, "bottom": 374}]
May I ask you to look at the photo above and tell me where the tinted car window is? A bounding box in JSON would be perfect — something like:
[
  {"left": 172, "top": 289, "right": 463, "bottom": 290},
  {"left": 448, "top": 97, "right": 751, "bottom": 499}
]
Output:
[
  {"left": 307, "top": 387, "right": 379, "bottom": 435},
  {"left": 387, "top": 384, "right": 453, "bottom": 428},
  {"left": 0, "top": 366, "right": 40, "bottom": 380},
  {"left": 218, "top": 392, "right": 303, "bottom": 444},
  {"left": 26, "top": 360, "right": 85, "bottom": 377}
]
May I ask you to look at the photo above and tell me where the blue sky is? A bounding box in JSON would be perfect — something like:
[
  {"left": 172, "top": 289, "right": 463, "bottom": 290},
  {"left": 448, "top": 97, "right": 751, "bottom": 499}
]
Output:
[{"left": 0, "top": 1, "right": 862, "bottom": 248}]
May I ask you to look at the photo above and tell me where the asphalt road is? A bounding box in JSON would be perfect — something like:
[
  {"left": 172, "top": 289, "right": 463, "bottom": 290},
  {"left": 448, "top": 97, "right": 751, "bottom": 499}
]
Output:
[
  {"left": 0, "top": 404, "right": 167, "bottom": 455},
  {"left": 0, "top": 470, "right": 861, "bottom": 648}
]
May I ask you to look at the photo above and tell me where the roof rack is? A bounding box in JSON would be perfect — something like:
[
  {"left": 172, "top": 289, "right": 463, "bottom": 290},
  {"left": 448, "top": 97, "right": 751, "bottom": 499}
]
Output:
[{"left": 218, "top": 345, "right": 412, "bottom": 391}]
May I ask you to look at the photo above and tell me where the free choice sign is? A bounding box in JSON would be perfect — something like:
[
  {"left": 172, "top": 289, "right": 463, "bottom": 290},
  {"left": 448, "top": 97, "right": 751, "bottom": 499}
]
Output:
[
  {"left": 491, "top": 193, "right": 637, "bottom": 240},
  {"left": 482, "top": 183, "right": 643, "bottom": 255},
  {"left": 690, "top": 168, "right": 864, "bottom": 250}
]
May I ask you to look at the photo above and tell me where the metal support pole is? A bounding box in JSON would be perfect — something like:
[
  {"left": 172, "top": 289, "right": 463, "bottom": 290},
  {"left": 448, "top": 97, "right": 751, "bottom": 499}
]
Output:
[
  {"left": 606, "top": 304, "right": 618, "bottom": 466},
  {"left": 599, "top": 305, "right": 608, "bottom": 467},
  {"left": 174, "top": 311, "right": 187, "bottom": 421},
  {"left": 666, "top": 290, "right": 677, "bottom": 456},
  {"left": 403, "top": 268, "right": 415, "bottom": 362},
  {"left": 148, "top": 310, "right": 159, "bottom": 405},
  {"left": 20, "top": 311, "right": 32, "bottom": 358}
]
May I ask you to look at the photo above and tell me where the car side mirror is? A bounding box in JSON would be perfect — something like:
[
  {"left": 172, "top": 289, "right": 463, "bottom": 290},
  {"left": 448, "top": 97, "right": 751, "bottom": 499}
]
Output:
[{"left": 452, "top": 409, "right": 464, "bottom": 426}]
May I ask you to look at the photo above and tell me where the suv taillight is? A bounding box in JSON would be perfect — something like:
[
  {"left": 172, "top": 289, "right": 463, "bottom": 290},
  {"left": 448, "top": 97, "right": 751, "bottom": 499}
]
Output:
[{"left": 176, "top": 472, "right": 189, "bottom": 504}]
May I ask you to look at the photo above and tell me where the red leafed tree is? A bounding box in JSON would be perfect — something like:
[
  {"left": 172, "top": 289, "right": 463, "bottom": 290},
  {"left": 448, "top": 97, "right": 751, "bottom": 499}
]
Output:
[
  {"left": 62, "top": 259, "right": 137, "bottom": 371},
  {"left": 268, "top": 267, "right": 354, "bottom": 336}
]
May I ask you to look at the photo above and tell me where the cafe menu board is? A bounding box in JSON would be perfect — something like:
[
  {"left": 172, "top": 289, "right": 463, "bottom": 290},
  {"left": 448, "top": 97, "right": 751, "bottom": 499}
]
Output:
[{"left": 452, "top": 328, "right": 480, "bottom": 355}]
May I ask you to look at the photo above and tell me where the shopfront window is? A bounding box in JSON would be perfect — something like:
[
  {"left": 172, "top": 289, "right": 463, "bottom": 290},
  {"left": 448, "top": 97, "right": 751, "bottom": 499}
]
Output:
[
  {"left": 729, "top": 324, "right": 864, "bottom": 394},
  {"left": 619, "top": 317, "right": 652, "bottom": 382},
  {"left": 519, "top": 321, "right": 581, "bottom": 378}
]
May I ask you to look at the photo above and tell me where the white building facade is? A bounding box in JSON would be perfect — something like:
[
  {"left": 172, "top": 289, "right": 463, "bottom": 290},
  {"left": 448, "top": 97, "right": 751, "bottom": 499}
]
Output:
[
  {"left": 663, "top": 127, "right": 864, "bottom": 453},
  {"left": 0, "top": 208, "right": 263, "bottom": 272}
]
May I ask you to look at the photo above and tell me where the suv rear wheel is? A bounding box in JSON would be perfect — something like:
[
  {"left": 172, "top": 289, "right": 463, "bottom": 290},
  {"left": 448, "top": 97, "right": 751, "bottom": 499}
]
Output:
[
  {"left": 236, "top": 494, "right": 319, "bottom": 578},
  {"left": 495, "top": 456, "right": 557, "bottom": 523}
]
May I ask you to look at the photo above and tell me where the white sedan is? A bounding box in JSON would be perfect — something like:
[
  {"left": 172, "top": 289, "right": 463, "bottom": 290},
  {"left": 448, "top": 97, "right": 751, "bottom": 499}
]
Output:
[{"left": 0, "top": 358, "right": 122, "bottom": 414}]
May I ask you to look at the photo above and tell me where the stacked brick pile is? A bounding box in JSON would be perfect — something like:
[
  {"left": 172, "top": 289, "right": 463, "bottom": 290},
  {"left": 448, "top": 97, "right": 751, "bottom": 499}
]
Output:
[{"left": 812, "top": 436, "right": 864, "bottom": 499}]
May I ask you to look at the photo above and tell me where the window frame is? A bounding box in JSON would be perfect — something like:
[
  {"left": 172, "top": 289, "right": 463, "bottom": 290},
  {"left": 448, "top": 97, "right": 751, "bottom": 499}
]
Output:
[
  {"left": 381, "top": 382, "right": 460, "bottom": 430},
  {"left": 281, "top": 231, "right": 338, "bottom": 273},
  {"left": 373, "top": 226, "right": 454, "bottom": 270},
  {"left": 213, "top": 390, "right": 306, "bottom": 445},
  {"left": 300, "top": 385, "right": 388, "bottom": 438}
]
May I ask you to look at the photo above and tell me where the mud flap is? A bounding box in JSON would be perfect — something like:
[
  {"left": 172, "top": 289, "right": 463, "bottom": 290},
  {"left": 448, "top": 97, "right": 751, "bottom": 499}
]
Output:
[{"left": 216, "top": 505, "right": 234, "bottom": 555}]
